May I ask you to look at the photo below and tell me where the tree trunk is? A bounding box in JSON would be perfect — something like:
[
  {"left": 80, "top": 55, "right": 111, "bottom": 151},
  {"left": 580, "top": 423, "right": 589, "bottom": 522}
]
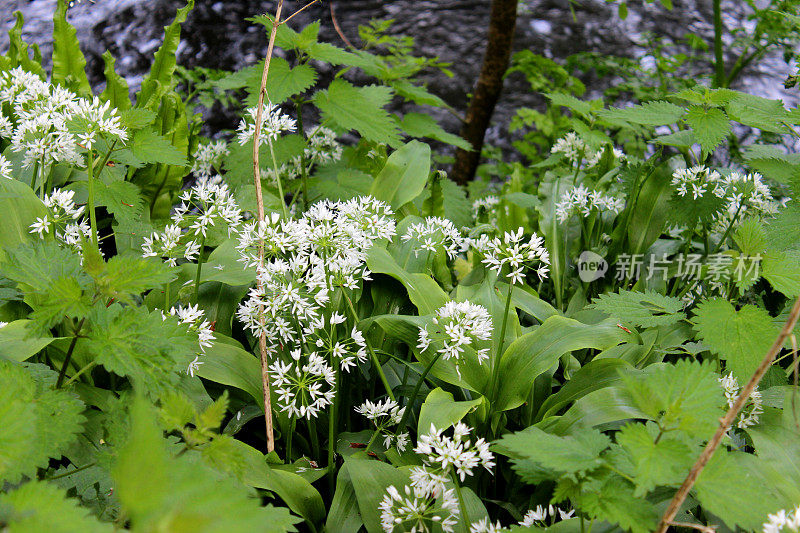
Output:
[{"left": 450, "top": 0, "right": 519, "bottom": 185}]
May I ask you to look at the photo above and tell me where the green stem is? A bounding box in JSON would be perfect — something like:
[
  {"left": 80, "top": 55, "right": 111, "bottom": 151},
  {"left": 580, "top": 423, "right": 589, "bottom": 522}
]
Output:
[
  {"left": 711, "top": 202, "right": 744, "bottom": 255},
  {"left": 342, "top": 291, "right": 395, "bottom": 401},
  {"left": 193, "top": 236, "right": 206, "bottom": 302},
  {"left": 452, "top": 475, "right": 470, "bottom": 526},
  {"left": 328, "top": 366, "right": 341, "bottom": 494},
  {"left": 308, "top": 417, "right": 320, "bottom": 461},
  {"left": 164, "top": 281, "right": 171, "bottom": 310},
  {"left": 294, "top": 97, "right": 310, "bottom": 208},
  {"left": 364, "top": 428, "right": 380, "bottom": 454},
  {"left": 712, "top": 0, "right": 725, "bottom": 87},
  {"left": 396, "top": 351, "right": 443, "bottom": 432},
  {"left": 286, "top": 417, "right": 296, "bottom": 463},
  {"left": 56, "top": 318, "right": 86, "bottom": 388},
  {"left": 86, "top": 149, "right": 98, "bottom": 247},
  {"left": 46, "top": 462, "right": 97, "bottom": 481},
  {"left": 60, "top": 361, "right": 97, "bottom": 389},
  {"left": 267, "top": 137, "right": 289, "bottom": 219},
  {"left": 490, "top": 283, "right": 514, "bottom": 402}
]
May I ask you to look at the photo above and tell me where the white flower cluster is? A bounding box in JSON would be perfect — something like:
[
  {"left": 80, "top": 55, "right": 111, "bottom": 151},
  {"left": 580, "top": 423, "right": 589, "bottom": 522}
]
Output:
[
  {"left": 379, "top": 423, "right": 494, "bottom": 533},
  {"left": 475, "top": 227, "right": 550, "bottom": 284},
  {"left": 718, "top": 372, "right": 763, "bottom": 429},
  {"left": 402, "top": 216, "right": 466, "bottom": 260},
  {"left": 190, "top": 140, "right": 229, "bottom": 181},
  {"left": 0, "top": 67, "right": 127, "bottom": 175},
  {"left": 355, "top": 398, "right": 410, "bottom": 452},
  {"left": 236, "top": 102, "right": 296, "bottom": 147},
  {"left": 236, "top": 196, "right": 396, "bottom": 419},
  {"left": 472, "top": 195, "right": 500, "bottom": 222},
  {"left": 764, "top": 506, "right": 800, "bottom": 533},
  {"left": 417, "top": 301, "right": 493, "bottom": 378},
  {"left": 262, "top": 126, "right": 345, "bottom": 186},
  {"left": 165, "top": 304, "right": 215, "bottom": 377},
  {"left": 29, "top": 189, "right": 91, "bottom": 252},
  {"left": 718, "top": 170, "right": 784, "bottom": 222},
  {"left": 520, "top": 504, "right": 576, "bottom": 527},
  {"left": 555, "top": 184, "right": 626, "bottom": 223},
  {"left": 671, "top": 165, "right": 725, "bottom": 200},
  {"left": 469, "top": 518, "right": 508, "bottom": 533},
  {"left": 0, "top": 154, "right": 12, "bottom": 179},
  {"left": 142, "top": 181, "right": 242, "bottom": 266},
  {"left": 550, "top": 132, "right": 624, "bottom": 168}
]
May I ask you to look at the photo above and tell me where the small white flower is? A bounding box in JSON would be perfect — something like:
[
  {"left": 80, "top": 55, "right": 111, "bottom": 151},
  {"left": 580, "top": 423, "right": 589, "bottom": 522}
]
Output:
[{"left": 477, "top": 227, "right": 550, "bottom": 284}]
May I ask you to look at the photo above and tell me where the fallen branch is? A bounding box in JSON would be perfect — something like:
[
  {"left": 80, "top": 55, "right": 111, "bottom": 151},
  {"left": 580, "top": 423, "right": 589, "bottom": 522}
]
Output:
[
  {"left": 252, "top": 0, "right": 285, "bottom": 454},
  {"left": 656, "top": 294, "right": 800, "bottom": 533}
]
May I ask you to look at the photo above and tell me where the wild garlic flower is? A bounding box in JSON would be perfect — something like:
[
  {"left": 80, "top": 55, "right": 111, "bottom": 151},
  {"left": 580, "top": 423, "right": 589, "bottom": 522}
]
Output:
[
  {"left": 715, "top": 171, "right": 784, "bottom": 228},
  {"left": 191, "top": 140, "right": 229, "bottom": 180},
  {"left": 555, "top": 184, "right": 626, "bottom": 223},
  {"left": 472, "top": 195, "right": 500, "bottom": 222},
  {"left": 763, "top": 506, "right": 800, "bottom": 533},
  {"left": 469, "top": 518, "right": 509, "bottom": 533},
  {"left": 477, "top": 227, "right": 550, "bottom": 284},
  {"left": 270, "top": 349, "right": 336, "bottom": 419},
  {"left": 355, "top": 398, "right": 410, "bottom": 452},
  {"left": 719, "top": 372, "right": 763, "bottom": 429},
  {"left": 415, "top": 423, "right": 495, "bottom": 482},
  {"left": 305, "top": 126, "right": 343, "bottom": 165},
  {"left": 142, "top": 223, "right": 201, "bottom": 267},
  {"left": 305, "top": 316, "right": 368, "bottom": 372},
  {"left": 174, "top": 181, "right": 242, "bottom": 238},
  {"left": 0, "top": 322, "right": 7, "bottom": 329},
  {"left": 671, "top": 165, "right": 725, "bottom": 200},
  {"left": 520, "top": 505, "right": 576, "bottom": 527},
  {"left": 401, "top": 216, "right": 466, "bottom": 260},
  {"left": 417, "top": 301, "right": 493, "bottom": 378},
  {"left": 29, "top": 188, "right": 91, "bottom": 252},
  {"left": 0, "top": 154, "right": 12, "bottom": 179},
  {"left": 585, "top": 146, "right": 625, "bottom": 168},
  {"left": 236, "top": 213, "right": 298, "bottom": 269},
  {"left": 379, "top": 484, "right": 460, "bottom": 533},
  {"left": 551, "top": 132, "right": 587, "bottom": 164},
  {"left": 236, "top": 102, "right": 297, "bottom": 146},
  {"left": 164, "top": 304, "right": 215, "bottom": 377}
]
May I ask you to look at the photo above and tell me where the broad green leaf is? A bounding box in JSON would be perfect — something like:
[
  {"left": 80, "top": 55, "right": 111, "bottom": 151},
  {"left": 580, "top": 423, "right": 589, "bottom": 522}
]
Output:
[
  {"left": 599, "top": 101, "right": 685, "bottom": 126},
  {"left": 369, "top": 140, "right": 431, "bottom": 210},
  {"left": 578, "top": 474, "right": 659, "bottom": 533},
  {"left": 391, "top": 80, "right": 448, "bottom": 107},
  {"left": 0, "top": 179, "right": 48, "bottom": 260},
  {"left": 342, "top": 457, "right": 409, "bottom": 533},
  {"left": 365, "top": 246, "right": 448, "bottom": 315},
  {"left": 748, "top": 412, "right": 800, "bottom": 506},
  {"left": 400, "top": 112, "right": 471, "bottom": 150},
  {"left": 244, "top": 59, "right": 316, "bottom": 106},
  {"left": 51, "top": 0, "right": 91, "bottom": 96},
  {"left": 327, "top": 461, "right": 364, "bottom": 533},
  {"left": 546, "top": 92, "right": 593, "bottom": 117},
  {"left": 762, "top": 251, "right": 800, "bottom": 297},
  {"left": 418, "top": 387, "right": 482, "bottom": 435},
  {"left": 588, "top": 289, "right": 685, "bottom": 327},
  {"left": 126, "top": 127, "right": 187, "bottom": 166},
  {"left": 726, "top": 93, "right": 791, "bottom": 134},
  {"left": 0, "top": 320, "right": 58, "bottom": 362},
  {"left": 496, "top": 316, "right": 630, "bottom": 411},
  {"left": 100, "top": 51, "right": 131, "bottom": 111},
  {"left": 313, "top": 79, "right": 401, "bottom": 146},
  {"left": 684, "top": 105, "right": 730, "bottom": 154},
  {"left": 196, "top": 335, "right": 263, "bottom": 407},
  {"left": 0, "top": 361, "right": 85, "bottom": 484},
  {"left": 0, "top": 480, "right": 111, "bottom": 533},
  {"left": 693, "top": 298, "right": 778, "bottom": 379},
  {"left": 615, "top": 422, "right": 694, "bottom": 496},
  {"left": 536, "top": 359, "right": 631, "bottom": 421}
]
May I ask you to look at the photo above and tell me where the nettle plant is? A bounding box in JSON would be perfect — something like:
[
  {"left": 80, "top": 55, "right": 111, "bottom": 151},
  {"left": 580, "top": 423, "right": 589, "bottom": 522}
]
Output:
[{"left": 2, "top": 1, "right": 800, "bottom": 533}]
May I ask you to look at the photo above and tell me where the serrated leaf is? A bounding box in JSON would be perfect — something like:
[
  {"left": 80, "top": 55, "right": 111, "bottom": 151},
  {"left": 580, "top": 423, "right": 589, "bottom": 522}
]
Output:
[
  {"left": 126, "top": 128, "right": 187, "bottom": 166},
  {"left": 589, "top": 289, "right": 685, "bottom": 328},
  {"left": 579, "top": 474, "right": 659, "bottom": 533},
  {"left": 693, "top": 299, "right": 778, "bottom": 379},
  {"left": 0, "top": 480, "right": 111, "bottom": 532},
  {"left": 599, "top": 101, "right": 686, "bottom": 126},
  {"left": 546, "top": 92, "right": 593, "bottom": 117},
  {"left": 95, "top": 179, "right": 145, "bottom": 225},
  {"left": 246, "top": 59, "right": 316, "bottom": 106},
  {"left": 313, "top": 79, "right": 401, "bottom": 146},
  {"left": 0, "top": 361, "right": 85, "bottom": 484},
  {"left": 620, "top": 360, "right": 721, "bottom": 438},
  {"left": 51, "top": 0, "right": 91, "bottom": 96},
  {"left": 616, "top": 423, "right": 694, "bottom": 496},
  {"left": 93, "top": 254, "right": 175, "bottom": 304},
  {"left": 390, "top": 80, "right": 448, "bottom": 107},
  {"left": 100, "top": 51, "right": 131, "bottom": 111},
  {"left": 684, "top": 105, "right": 730, "bottom": 154},
  {"left": 726, "top": 93, "right": 791, "bottom": 134},
  {"left": 198, "top": 390, "right": 229, "bottom": 432},
  {"left": 762, "top": 251, "right": 800, "bottom": 297},
  {"left": 399, "top": 112, "right": 471, "bottom": 150}
]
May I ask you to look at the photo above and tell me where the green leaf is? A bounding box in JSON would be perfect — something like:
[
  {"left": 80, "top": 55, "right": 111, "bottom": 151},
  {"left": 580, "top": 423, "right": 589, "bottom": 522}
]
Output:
[
  {"left": 342, "top": 458, "right": 409, "bottom": 533},
  {"left": 599, "top": 101, "right": 686, "bottom": 126},
  {"left": 684, "top": 105, "right": 730, "bottom": 154},
  {"left": 369, "top": 140, "right": 431, "bottom": 210},
  {"left": 0, "top": 179, "right": 49, "bottom": 260},
  {"left": 0, "top": 480, "right": 111, "bottom": 532},
  {"left": 115, "top": 397, "right": 299, "bottom": 532},
  {"left": 619, "top": 360, "right": 720, "bottom": 438},
  {"left": 693, "top": 298, "right": 778, "bottom": 379},
  {"left": 0, "top": 361, "right": 85, "bottom": 484},
  {"left": 313, "top": 79, "right": 401, "bottom": 146},
  {"left": 546, "top": 92, "right": 593, "bottom": 117},
  {"left": 244, "top": 59, "right": 316, "bottom": 106},
  {"left": 399, "top": 112, "right": 471, "bottom": 150},
  {"left": 100, "top": 51, "right": 131, "bottom": 111},
  {"left": 496, "top": 316, "right": 630, "bottom": 411},
  {"left": 91, "top": 254, "right": 174, "bottom": 304},
  {"left": 51, "top": 0, "right": 91, "bottom": 96},
  {"left": 536, "top": 359, "right": 631, "bottom": 421},
  {"left": 588, "top": 289, "right": 686, "bottom": 328},
  {"left": 196, "top": 336, "right": 263, "bottom": 407},
  {"left": 418, "top": 387, "right": 482, "bottom": 435},
  {"left": 579, "top": 474, "right": 659, "bottom": 533},
  {"left": 616, "top": 422, "right": 694, "bottom": 496},
  {"left": 136, "top": 1, "right": 195, "bottom": 109},
  {"left": 0, "top": 320, "right": 57, "bottom": 362},
  {"left": 762, "top": 251, "right": 800, "bottom": 297},
  {"left": 495, "top": 426, "right": 610, "bottom": 480},
  {"left": 726, "top": 93, "right": 792, "bottom": 134},
  {"left": 365, "top": 246, "right": 448, "bottom": 315},
  {"left": 126, "top": 127, "right": 188, "bottom": 166},
  {"left": 390, "top": 80, "right": 448, "bottom": 107}
]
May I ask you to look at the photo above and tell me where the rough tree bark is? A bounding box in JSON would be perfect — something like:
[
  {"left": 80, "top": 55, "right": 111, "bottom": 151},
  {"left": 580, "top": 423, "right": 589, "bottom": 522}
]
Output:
[{"left": 450, "top": 0, "right": 519, "bottom": 185}]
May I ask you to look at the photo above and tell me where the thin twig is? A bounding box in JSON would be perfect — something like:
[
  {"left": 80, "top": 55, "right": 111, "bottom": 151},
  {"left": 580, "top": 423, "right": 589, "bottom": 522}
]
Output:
[
  {"left": 656, "top": 294, "right": 800, "bottom": 533},
  {"left": 281, "top": 0, "right": 320, "bottom": 25},
  {"left": 329, "top": 0, "right": 355, "bottom": 49},
  {"left": 252, "top": 0, "right": 285, "bottom": 454},
  {"left": 667, "top": 521, "right": 717, "bottom": 533}
]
